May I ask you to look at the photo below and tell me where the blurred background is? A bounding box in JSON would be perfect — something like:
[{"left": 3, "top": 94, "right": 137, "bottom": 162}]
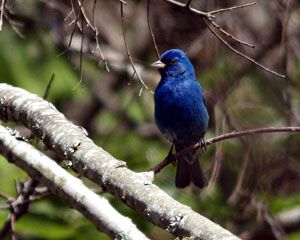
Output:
[{"left": 0, "top": 0, "right": 300, "bottom": 239}]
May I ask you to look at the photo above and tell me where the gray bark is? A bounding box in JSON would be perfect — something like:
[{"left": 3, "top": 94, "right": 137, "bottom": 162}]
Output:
[
  {"left": 0, "top": 124, "right": 149, "bottom": 240},
  {"left": 0, "top": 83, "right": 240, "bottom": 240}
]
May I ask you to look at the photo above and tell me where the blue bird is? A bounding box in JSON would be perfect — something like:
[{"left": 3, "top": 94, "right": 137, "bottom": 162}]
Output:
[{"left": 152, "top": 49, "right": 209, "bottom": 188}]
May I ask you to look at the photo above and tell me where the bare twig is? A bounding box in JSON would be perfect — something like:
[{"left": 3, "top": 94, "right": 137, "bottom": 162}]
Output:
[
  {"left": 92, "top": 0, "right": 110, "bottom": 72},
  {"left": 79, "top": 14, "right": 84, "bottom": 84},
  {"left": 0, "top": 192, "right": 11, "bottom": 200},
  {"left": 43, "top": 73, "right": 55, "bottom": 100},
  {"left": 57, "top": 1, "right": 79, "bottom": 56},
  {"left": 147, "top": 0, "right": 160, "bottom": 59},
  {"left": 77, "top": 0, "right": 94, "bottom": 31},
  {"left": 120, "top": 1, "right": 151, "bottom": 94},
  {"left": 0, "top": 0, "right": 6, "bottom": 31},
  {"left": 0, "top": 179, "right": 38, "bottom": 239},
  {"left": 203, "top": 127, "right": 299, "bottom": 152},
  {"left": 203, "top": 18, "right": 285, "bottom": 78},
  {"left": 167, "top": 0, "right": 255, "bottom": 48},
  {"left": 209, "top": 2, "right": 257, "bottom": 15},
  {"left": 153, "top": 127, "right": 300, "bottom": 173},
  {"left": 160, "top": 0, "right": 284, "bottom": 78},
  {"left": 207, "top": 19, "right": 255, "bottom": 48},
  {"left": 162, "top": 0, "right": 211, "bottom": 17},
  {"left": 0, "top": 204, "right": 10, "bottom": 210},
  {"left": 72, "top": 11, "right": 85, "bottom": 90}
]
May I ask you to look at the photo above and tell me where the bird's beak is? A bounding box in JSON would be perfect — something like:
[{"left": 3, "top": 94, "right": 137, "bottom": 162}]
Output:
[{"left": 151, "top": 60, "right": 166, "bottom": 69}]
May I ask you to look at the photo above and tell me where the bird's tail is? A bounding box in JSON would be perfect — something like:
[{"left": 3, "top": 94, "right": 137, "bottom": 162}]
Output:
[{"left": 175, "top": 144, "right": 207, "bottom": 188}]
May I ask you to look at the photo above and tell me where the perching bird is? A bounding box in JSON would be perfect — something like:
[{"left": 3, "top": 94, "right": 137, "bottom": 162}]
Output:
[{"left": 152, "top": 49, "right": 209, "bottom": 188}]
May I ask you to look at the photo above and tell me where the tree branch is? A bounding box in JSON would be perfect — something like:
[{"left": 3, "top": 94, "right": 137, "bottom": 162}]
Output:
[
  {"left": 0, "top": 124, "right": 149, "bottom": 240},
  {"left": 0, "top": 83, "right": 240, "bottom": 239},
  {"left": 0, "top": 179, "right": 38, "bottom": 238},
  {"left": 159, "top": 0, "right": 285, "bottom": 78}
]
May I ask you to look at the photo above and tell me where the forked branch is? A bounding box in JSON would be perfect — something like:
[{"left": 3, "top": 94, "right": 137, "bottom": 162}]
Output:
[{"left": 155, "top": 0, "right": 285, "bottom": 78}]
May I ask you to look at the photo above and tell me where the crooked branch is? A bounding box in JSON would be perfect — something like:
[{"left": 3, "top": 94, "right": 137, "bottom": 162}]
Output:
[
  {"left": 158, "top": 0, "right": 285, "bottom": 78},
  {"left": 153, "top": 127, "right": 300, "bottom": 174},
  {"left": 120, "top": 1, "right": 151, "bottom": 94}
]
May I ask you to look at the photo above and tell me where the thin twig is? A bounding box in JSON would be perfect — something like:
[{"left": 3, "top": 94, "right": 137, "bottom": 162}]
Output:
[
  {"left": 57, "top": 1, "right": 79, "bottom": 57},
  {"left": 0, "top": 204, "right": 10, "bottom": 210},
  {"left": 207, "top": 18, "right": 255, "bottom": 48},
  {"left": 72, "top": 11, "right": 84, "bottom": 90},
  {"left": 160, "top": 0, "right": 284, "bottom": 77},
  {"left": 162, "top": 0, "right": 211, "bottom": 17},
  {"left": 43, "top": 73, "right": 55, "bottom": 100},
  {"left": 0, "top": 179, "right": 38, "bottom": 239},
  {"left": 153, "top": 127, "right": 300, "bottom": 173},
  {"left": 0, "top": 192, "right": 11, "bottom": 200},
  {"left": 203, "top": 127, "right": 299, "bottom": 152},
  {"left": 209, "top": 2, "right": 257, "bottom": 15},
  {"left": 0, "top": 0, "right": 6, "bottom": 31},
  {"left": 77, "top": 0, "right": 95, "bottom": 31},
  {"left": 92, "top": 0, "right": 110, "bottom": 72},
  {"left": 147, "top": 0, "right": 160, "bottom": 59},
  {"left": 120, "top": 2, "right": 151, "bottom": 94},
  {"left": 203, "top": 18, "right": 285, "bottom": 78}
]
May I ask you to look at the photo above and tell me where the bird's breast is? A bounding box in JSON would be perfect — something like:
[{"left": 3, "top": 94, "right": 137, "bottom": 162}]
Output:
[{"left": 154, "top": 79, "right": 208, "bottom": 143}]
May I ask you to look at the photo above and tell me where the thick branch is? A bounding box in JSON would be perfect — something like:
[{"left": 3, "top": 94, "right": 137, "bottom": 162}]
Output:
[
  {"left": 0, "top": 124, "right": 149, "bottom": 240},
  {"left": 0, "top": 83, "right": 240, "bottom": 239}
]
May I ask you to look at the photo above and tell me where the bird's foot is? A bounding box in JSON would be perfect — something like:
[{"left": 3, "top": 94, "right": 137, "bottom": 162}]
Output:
[
  {"left": 199, "top": 139, "right": 207, "bottom": 152},
  {"left": 149, "top": 143, "right": 176, "bottom": 174}
]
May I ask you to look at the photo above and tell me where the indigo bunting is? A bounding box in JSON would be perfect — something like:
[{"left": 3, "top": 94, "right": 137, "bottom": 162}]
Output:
[{"left": 152, "top": 49, "right": 209, "bottom": 188}]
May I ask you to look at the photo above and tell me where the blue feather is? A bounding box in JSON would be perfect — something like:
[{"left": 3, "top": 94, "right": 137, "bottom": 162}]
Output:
[{"left": 153, "top": 49, "right": 209, "bottom": 188}]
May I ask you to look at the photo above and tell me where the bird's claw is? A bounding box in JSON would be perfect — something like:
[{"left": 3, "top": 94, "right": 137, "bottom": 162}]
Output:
[{"left": 199, "top": 139, "right": 207, "bottom": 152}]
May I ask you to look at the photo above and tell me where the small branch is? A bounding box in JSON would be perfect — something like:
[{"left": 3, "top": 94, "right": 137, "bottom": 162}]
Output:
[
  {"left": 160, "top": 0, "right": 284, "bottom": 78},
  {"left": 57, "top": 1, "right": 79, "bottom": 56},
  {"left": 209, "top": 2, "right": 257, "bottom": 15},
  {"left": 43, "top": 73, "right": 55, "bottom": 100},
  {"left": 0, "top": 0, "right": 6, "bottom": 31},
  {"left": 147, "top": 0, "right": 160, "bottom": 59},
  {"left": 0, "top": 124, "right": 149, "bottom": 240},
  {"left": 120, "top": 2, "right": 151, "bottom": 94},
  {"left": 79, "top": 13, "right": 84, "bottom": 85},
  {"left": 0, "top": 179, "right": 38, "bottom": 239},
  {"left": 162, "top": 0, "right": 211, "bottom": 17},
  {"left": 153, "top": 127, "right": 300, "bottom": 173},
  {"left": 206, "top": 127, "right": 300, "bottom": 146},
  {"left": 203, "top": 18, "right": 285, "bottom": 78},
  {"left": 207, "top": 18, "right": 255, "bottom": 48},
  {"left": 77, "top": 0, "right": 94, "bottom": 31},
  {"left": 92, "top": 0, "right": 110, "bottom": 72}
]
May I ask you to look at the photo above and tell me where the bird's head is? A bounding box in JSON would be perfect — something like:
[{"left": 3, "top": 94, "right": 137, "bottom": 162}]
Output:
[{"left": 151, "top": 49, "right": 195, "bottom": 79}]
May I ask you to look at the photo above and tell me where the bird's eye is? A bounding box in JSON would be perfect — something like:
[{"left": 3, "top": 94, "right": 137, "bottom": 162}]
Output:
[{"left": 169, "top": 59, "right": 176, "bottom": 64}]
